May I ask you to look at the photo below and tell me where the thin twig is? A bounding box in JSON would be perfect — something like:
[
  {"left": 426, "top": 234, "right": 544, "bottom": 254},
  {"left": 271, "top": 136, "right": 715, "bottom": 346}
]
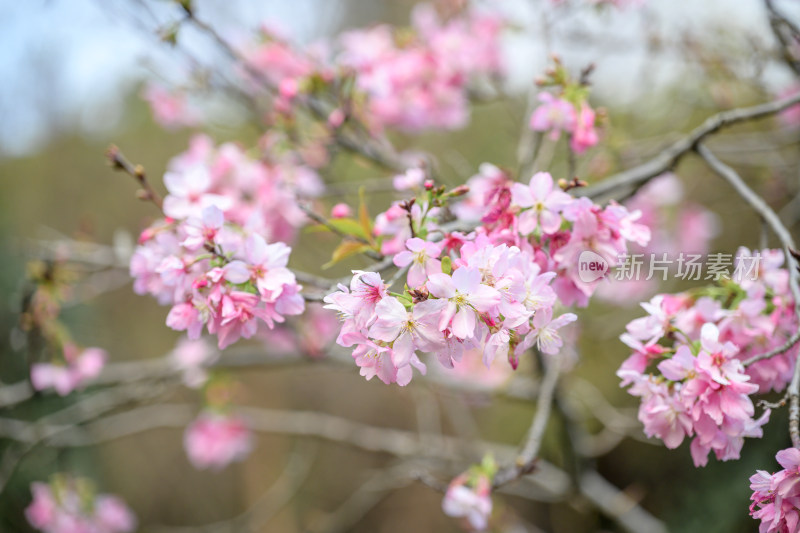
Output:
[
  {"left": 106, "top": 145, "right": 164, "bottom": 211},
  {"left": 150, "top": 443, "right": 316, "bottom": 533},
  {"left": 493, "top": 354, "right": 561, "bottom": 488}
]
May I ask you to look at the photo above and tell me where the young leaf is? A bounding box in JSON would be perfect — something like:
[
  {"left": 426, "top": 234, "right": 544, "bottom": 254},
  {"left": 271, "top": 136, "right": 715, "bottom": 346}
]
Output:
[{"left": 323, "top": 240, "right": 372, "bottom": 268}]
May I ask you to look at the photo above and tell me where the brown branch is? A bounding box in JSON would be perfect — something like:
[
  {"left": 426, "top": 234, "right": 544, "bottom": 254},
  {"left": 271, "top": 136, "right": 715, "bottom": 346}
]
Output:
[
  {"left": 493, "top": 354, "right": 561, "bottom": 488},
  {"left": 0, "top": 398, "right": 665, "bottom": 532},
  {"left": 583, "top": 92, "right": 800, "bottom": 200},
  {"left": 150, "top": 443, "right": 316, "bottom": 533},
  {"left": 0, "top": 381, "right": 168, "bottom": 494},
  {"left": 765, "top": 0, "right": 800, "bottom": 76},
  {"left": 0, "top": 348, "right": 311, "bottom": 409}
]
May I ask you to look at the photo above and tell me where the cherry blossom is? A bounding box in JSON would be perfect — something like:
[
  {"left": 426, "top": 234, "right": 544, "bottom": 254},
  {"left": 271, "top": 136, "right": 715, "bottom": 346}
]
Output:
[
  {"left": 617, "top": 254, "right": 799, "bottom": 466},
  {"left": 510, "top": 171, "right": 572, "bottom": 235},
  {"left": 529, "top": 92, "right": 576, "bottom": 140},
  {"left": 31, "top": 345, "right": 107, "bottom": 396},
  {"left": 393, "top": 237, "right": 444, "bottom": 288},
  {"left": 169, "top": 337, "right": 219, "bottom": 389},
  {"left": 183, "top": 411, "right": 253, "bottom": 470},
  {"left": 26, "top": 476, "right": 136, "bottom": 533},
  {"left": 750, "top": 448, "right": 800, "bottom": 533},
  {"left": 142, "top": 82, "right": 198, "bottom": 130}
]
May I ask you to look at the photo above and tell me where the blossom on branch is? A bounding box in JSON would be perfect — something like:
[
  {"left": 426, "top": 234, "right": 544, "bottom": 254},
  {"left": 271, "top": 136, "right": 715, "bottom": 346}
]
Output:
[{"left": 26, "top": 475, "right": 136, "bottom": 533}]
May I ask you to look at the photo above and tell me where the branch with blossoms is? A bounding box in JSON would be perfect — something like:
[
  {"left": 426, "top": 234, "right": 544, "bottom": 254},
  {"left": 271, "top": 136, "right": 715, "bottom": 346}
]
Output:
[{"left": 12, "top": 0, "right": 800, "bottom": 531}]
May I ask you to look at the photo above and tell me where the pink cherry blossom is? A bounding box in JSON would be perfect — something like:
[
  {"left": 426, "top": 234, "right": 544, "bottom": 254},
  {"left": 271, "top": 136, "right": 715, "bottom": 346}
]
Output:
[
  {"left": 511, "top": 172, "right": 572, "bottom": 235},
  {"left": 26, "top": 477, "right": 136, "bottom": 533},
  {"left": 369, "top": 297, "right": 443, "bottom": 367},
  {"left": 163, "top": 166, "right": 232, "bottom": 220},
  {"left": 181, "top": 205, "right": 225, "bottom": 250},
  {"left": 330, "top": 203, "right": 351, "bottom": 218},
  {"left": 184, "top": 411, "right": 253, "bottom": 470},
  {"left": 393, "top": 168, "right": 426, "bottom": 191},
  {"left": 528, "top": 308, "right": 578, "bottom": 355},
  {"left": 30, "top": 345, "right": 107, "bottom": 396},
  {"left": 393, "top": 237, "right": 444, "bottom": 288},
  {"left": 427, "top": 267, "right": 501, "bottom": 339},
  {"left": 94, "top": 496, "right": 137, "bottom": 533},
  {"left": 529, "top": 92, "right": 576, "bottom": 140},
  {"left": 751, "top": 447, "right": 800, "bottom": 533},
  {"left": 170, "top": 337, "right": 219, "bottom": 388},
  {"left": 570, "top": 102, "right": 599, "bottom": 154},
  {"left": 618, "top": 285, "right": 787, "bottom": 467},
  {"left": 442, "top": 474, "right": 493, "bottom": 531},
  {"left": 142, "top": 82, "right": 198, "bottom": 130}
]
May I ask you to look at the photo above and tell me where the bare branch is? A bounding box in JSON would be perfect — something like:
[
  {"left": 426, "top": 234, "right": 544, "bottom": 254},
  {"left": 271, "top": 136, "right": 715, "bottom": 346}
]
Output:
[
  {"left": 765, "top": 0, "right": 800, "bottom": 76},
  {"left": 106, "top": 145, "right": 164, "bottom": 211},
  {"left": 150, "top": 443, "right": 316, "bottom": 533},
  {"left": 579, "top": 470, "right": 668, "bottom": 533},
  {"left": 584, "top": 92, "right": 800, "bottom": 200},
  {"left": 493, "top": 355, "right": 561, "bottom": 488}
]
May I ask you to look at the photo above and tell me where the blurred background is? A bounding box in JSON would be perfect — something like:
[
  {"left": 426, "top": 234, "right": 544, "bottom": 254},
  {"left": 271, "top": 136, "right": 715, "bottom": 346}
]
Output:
[{"left": 2, "top": 0, "right": 800, "bottom": 531}]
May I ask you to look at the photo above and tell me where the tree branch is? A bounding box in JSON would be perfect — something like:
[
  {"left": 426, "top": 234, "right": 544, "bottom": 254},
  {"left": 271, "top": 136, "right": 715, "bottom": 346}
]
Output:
[
  {"left": 584, "top": 92, "right": 800, "bottom": 200},
  {"left": 106, "top": 145, "right": 164, "bottom": 211},
  {"left": 493, "top": 354, "right": 561, "bottom": 488}
]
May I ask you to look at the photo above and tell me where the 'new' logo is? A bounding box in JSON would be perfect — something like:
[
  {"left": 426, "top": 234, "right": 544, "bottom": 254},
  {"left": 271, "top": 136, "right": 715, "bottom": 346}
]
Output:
[{"left": 578, "top": 250, "right": 608, "bottom": 283}]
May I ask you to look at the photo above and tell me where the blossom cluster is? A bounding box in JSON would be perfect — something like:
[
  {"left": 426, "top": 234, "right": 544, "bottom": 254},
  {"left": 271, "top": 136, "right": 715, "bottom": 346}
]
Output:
[
  {"left": 131, "top": 203, "right": 304, "bottom": 349},
  {"left": 160, "top": 134, "right": 323, "bottom": 242},
  {"left": 530, "top": 92, "right": 599, "bottom": 154},
  {"left": 31, "top": 344, "right": 106, "bottom": 396},
  {"left": 338, "top": 3, "right": 504, "bottom": 132},
  {"left": 129, "top": 135, "right": 318, "bottom": 349},
  {"left": 240, "top": 23, "right": 327, "bottom": 114},
  {"left": 618, "top": 248, "right": 798, "bottom": 466},
  {"left": 26, "top": 476, "right": 136, "bottom": 533},
  {"left": 167, "top": 337, "right": 254, "bottom": 470},
  {"left": 326, "top": 168, "right": 651, "bottom": 385},
  {"left": 325, "top": 235, "right": 577, "bottom": 386},
  {"left": 149, "top": 3, "right": 505, "bottom": 134},
  {"left": 751, "top": 448, "right": 800, "bottom": 533},
  {"left": 452, "top": 167, "right": 651, "bottom": 306}
]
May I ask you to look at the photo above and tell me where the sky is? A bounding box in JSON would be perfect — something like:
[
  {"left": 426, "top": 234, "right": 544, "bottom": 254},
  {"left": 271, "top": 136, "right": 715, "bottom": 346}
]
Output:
[{"left": 0, "top": 0, "right": 797, "bottom": 158}]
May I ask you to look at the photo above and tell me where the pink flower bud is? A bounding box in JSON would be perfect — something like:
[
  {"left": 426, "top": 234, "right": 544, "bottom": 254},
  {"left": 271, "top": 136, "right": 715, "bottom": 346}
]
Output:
[
  {"left": 278, "top": 78, "right": 299, "bottom": 100},
  {"left": 331, "top": 203, "right": 352, "bottom": 219},
  {"left": 328, "top": 108, "right": 346, "bottom": 128}
]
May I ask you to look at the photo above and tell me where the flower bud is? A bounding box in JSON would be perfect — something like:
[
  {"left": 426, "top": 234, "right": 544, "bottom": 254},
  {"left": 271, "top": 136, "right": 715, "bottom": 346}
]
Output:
[{"left": 331, "top": 203, "right": 352, "bottom": 219}]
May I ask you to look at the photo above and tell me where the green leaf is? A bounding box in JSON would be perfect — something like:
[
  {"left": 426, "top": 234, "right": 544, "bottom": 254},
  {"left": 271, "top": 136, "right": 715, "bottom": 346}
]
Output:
[{"left": 323, "top": 240, "right": 372, "bottom": 269}]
